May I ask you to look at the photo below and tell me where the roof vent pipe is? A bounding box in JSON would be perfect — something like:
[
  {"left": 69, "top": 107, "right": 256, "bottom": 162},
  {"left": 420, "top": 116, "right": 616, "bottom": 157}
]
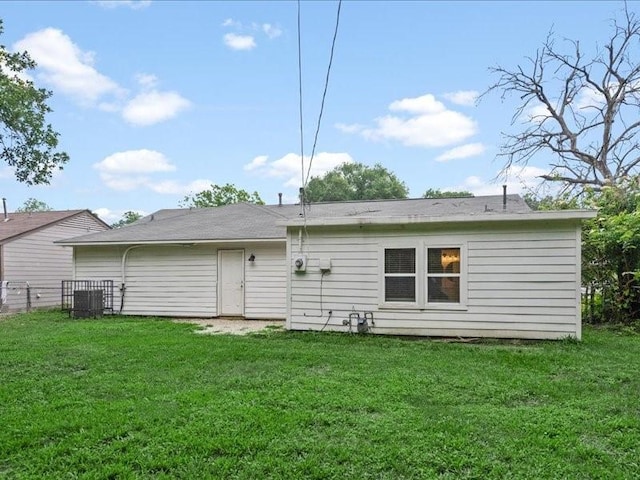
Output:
[
  {"left": 278, "top": 193, "right": 283, "bottom": 206},
  {"left": 2, "top": 197, "right": 7, "bottom": 221},
  {"left": 502, "top": 185, "right": 507, "bottom": 210}
]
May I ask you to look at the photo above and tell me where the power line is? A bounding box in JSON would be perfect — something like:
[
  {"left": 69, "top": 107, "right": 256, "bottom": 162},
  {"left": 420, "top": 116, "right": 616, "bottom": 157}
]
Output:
[
  {"left": 297, "top": 0, "right": 305, "bottom": 201},
  {"left": 304, "top": 0, "right": 343, "bottom": 188}
]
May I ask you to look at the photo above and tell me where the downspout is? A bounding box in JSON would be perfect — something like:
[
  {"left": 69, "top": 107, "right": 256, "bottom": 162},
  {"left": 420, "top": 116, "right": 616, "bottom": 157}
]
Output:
[{"left": 119, "top": 243, "right": 194, "bottom": 313}]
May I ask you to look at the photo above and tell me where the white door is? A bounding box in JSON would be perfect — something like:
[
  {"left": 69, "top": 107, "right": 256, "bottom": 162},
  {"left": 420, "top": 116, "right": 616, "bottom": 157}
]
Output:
[{"left": 219, "top": 249, "right": 245, "bottom": 316}]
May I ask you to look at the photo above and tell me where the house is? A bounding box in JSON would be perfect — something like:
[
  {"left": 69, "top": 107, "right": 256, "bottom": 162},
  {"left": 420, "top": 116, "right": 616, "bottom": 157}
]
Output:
[
  {"left": 58, "top": 195, "right": 595, "bottom": 339},
  {"left": 0, "top": 209, "right": 110, "bottom": 312}
]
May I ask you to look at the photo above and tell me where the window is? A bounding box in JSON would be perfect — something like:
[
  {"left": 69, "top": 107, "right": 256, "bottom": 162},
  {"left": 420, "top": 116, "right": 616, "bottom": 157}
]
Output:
[
  {"left": 427, "top": 248, "right": 461, "bottom": 303},
  {"left": 384, "top": 248, "right": 416, "bottom": 302},
  {"left": 380, "top": 242, "right": 465, "bottom": 309}
]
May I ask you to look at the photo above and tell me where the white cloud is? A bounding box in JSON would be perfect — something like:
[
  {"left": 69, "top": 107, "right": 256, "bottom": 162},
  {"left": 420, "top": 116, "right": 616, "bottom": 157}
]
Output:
[
  {"left": 122, "top": 90, "right": 191, "bottom": 126},
  {"left": 342, "top": 92, "right": 478, "bottom": 149},
  {"left": 364, "top": 111, "right": 477, "bottom": 148},
  {"left": 14, "top": 28, "right": 123, "bottom": 106},
  {"left": 94, "top": 149, "right": 212, "bottom": 195},
  {"left": 223, "top": 33, "right": 256, "bottom": 51},
  {"left": 262, "top": 23, "right": 282, "bottom": 39},
  {"left": 244, "top": 152, "right": 353, "bottom": 188},
  {"left": 443, "top": 90, "right": 479, "bottom": 106},
  {"left": 526, "top": 103, "right": 551, "bottom": 123},
  {"left": 389, "top": 94, "right": 446, "bottom": 114},
  {"left": 148, "top": 179, "right": 212, "bottom": 195},
  {"left": 13, "top": 29, "right": 189, "bottom": 126},
  {"left": 435, "top": 143, "right": 486, "bottom": 162},
  {"left": 222, "top": 18, "right": 240, "bottom": 27},
  {"left": 243, "top": 155, "right": 269, "bottom": 172},
  {"left": 135, "top": 73, "right": 159, "bottom": 89},
  {"left": 94, "top": 149, "right": 176, "bottom": 174},
  {"left": 451, "top": 165, "right": 550, "bottom": 197},
  {"left": 93, "top": 207, "right": 147, "bottom": 224},
  {"left": 95, "top": 1, "right": 151, "bottom": 10},
  {"left": 98, "top": 174, "right": 150, "bottom": 191}
]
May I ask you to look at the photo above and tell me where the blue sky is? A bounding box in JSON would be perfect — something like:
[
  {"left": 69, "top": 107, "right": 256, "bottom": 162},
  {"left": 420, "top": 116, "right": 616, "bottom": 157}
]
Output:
[{"left": 1, "top": 1, "right": 632, "bottom": 222}]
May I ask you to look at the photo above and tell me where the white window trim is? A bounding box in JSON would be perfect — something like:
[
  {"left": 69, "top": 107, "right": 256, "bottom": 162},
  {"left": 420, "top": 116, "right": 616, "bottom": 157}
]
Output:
[
  {"left": 378, "top": 240, "right": 467, "bottom": 311},
  {"left": 424, "top": 242, "right": 468, "bottom": 310},
  {"left": 379, "top": 243, "right": 422, "bottom": 308}
]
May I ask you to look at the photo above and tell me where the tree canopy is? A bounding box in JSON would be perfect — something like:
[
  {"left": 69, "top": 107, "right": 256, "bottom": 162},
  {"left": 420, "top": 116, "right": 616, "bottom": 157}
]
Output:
[
  {"left": 0, "top": 20, "right": 69, "bottom": 184},
  {"left": 304, "top": 162, "right": 408, "bottom": 202},
  {"left": 15, "top": 197, "right": 52, "bottom": 212},
  {"left": 423, "top": 189, "right": 474, "bottom": 199},
  {"left": 484, "top": 6, "right": 640, "bottom": 192},
  {"left": 111, "top": 211, "right": 142, "bottom": 228},
  {"left": 180, "top": 183, "right": 264, "bottom": 208}
]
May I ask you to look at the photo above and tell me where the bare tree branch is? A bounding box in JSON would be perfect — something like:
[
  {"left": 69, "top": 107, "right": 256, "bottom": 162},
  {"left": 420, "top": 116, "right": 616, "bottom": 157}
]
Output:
[{"left": 481, "top": 6, "right": 640, "bottom": 192}]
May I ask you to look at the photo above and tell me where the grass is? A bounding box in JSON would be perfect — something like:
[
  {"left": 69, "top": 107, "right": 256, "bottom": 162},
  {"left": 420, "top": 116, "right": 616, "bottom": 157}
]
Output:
[{"left": 1, "top": 311, "right": 639, "bottom": 479}]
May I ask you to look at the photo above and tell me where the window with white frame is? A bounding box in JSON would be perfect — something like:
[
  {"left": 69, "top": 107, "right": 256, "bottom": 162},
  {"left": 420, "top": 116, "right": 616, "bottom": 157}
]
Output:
[
  {"left": 384, "top": 248, "right": 416, "bottom": 302},
  {"left": 427, "top": 247, "right": 461, "bottom": 303}
]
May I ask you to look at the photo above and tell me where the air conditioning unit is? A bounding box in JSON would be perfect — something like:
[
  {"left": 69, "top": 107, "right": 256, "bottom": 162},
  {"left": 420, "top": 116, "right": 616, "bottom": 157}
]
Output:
[{"left": 293, "top": 255, "right": 307, "bottom": 272}]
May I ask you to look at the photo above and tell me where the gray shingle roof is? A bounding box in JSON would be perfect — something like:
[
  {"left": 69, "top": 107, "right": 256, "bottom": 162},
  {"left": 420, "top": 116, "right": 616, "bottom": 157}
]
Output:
[{"left": 58, "top": 195, "right": 531, "bottom": 245}]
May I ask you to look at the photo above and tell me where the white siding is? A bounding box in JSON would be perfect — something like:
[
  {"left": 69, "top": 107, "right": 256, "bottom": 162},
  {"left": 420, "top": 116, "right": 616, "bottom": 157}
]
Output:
[
  {"left": 2, "top": 213, "right": 107, "bottom": 311},
  {"left": 287, "top": 222, "right": 583, "bottom": 340},
  {"left": 73, "top": 242, "right": 286, "bottom": 319},
  {"left": 124, "top": 245, "right": 217, "bottom": 316},
  {"left": 244, "top": 244, "right": 287, "bottom": 319}
]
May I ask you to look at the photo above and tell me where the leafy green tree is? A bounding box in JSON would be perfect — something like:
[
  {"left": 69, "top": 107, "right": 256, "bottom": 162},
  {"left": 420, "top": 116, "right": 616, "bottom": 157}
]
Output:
[
  {"left": 581, "top": 183, "right": 640, "bottom": 323},
  {"left": 423, "top": 189, "right": 474, "bottom": 199},
  {"left": 15, "top": 197, "right": 52, "bottom": 212},
  {"left": 0, "top": 20, "right": 69, "bottom": 184},
  {"left": 180, "top": 183, "right": 264, "bottom": 208},
  {"left": 523, "top": 193, "right": 579, "bottom": 211},
  {"left": 111, "top": 211, "right": 142, "bottom": 228},
  {"left": 305, "top": 163, "right": 408, "bottom": 202}
]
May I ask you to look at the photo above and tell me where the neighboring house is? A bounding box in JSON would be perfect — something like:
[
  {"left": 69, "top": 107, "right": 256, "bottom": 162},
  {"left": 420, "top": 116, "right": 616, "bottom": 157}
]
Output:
[
  {"left": 58, "top": 195, "right": 595, "bottom": 339},
  {"left": 0, "top": 210, "right": 110, "bottom": 312}
]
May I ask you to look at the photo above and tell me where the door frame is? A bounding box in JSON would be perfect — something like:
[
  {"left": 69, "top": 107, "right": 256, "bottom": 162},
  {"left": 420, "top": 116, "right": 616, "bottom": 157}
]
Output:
[{"left": 217, "top": 249, "right": 245, "bottom": 316}]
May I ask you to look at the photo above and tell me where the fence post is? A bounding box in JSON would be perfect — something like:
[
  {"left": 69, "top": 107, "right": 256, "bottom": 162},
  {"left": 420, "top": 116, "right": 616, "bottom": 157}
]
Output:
[{"left": 26, "top": 282, "right": 32, "bottom": 312}]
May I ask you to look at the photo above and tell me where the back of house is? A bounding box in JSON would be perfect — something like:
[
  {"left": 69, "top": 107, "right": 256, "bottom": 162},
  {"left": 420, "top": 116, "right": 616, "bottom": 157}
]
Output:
[{"left": 58, "top": 196, "right": 594, "bottom": 340}]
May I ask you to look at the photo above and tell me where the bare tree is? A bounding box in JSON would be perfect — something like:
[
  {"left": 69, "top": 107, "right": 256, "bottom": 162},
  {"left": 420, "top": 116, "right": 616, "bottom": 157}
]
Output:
[{"left": 484, "top": 4, "right": 640, "bottom": 191}]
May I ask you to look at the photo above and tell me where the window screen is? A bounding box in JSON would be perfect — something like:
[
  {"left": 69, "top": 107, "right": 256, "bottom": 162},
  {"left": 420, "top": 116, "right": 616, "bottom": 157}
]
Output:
[{"left": 384, "top": 248, "right": 416, "bottom": 302}]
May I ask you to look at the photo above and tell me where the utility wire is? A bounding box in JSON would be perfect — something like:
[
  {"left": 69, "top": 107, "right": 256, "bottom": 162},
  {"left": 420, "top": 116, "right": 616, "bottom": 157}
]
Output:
[
  {"left": 297, "top": 0, "right": 305, "bottom": 198},
  {"left": 304, "top": 0, "right": 342, "bottom": 188}
]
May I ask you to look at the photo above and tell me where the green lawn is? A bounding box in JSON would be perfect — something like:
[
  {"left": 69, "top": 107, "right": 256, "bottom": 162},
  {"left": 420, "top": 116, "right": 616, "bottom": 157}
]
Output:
[{"left": 1, "top": 312, "right": 639, "bottom": 479}]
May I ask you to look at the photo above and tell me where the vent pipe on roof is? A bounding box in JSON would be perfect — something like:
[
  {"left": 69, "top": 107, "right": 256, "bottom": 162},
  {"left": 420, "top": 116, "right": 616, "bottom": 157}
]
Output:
[
  {"left": 502, "top": 185, "right": 507, "bottom": 210},
  {"left": 2, "top": 197, "right": 7, "bottom": 221},
  {"left": 278, "top": 193, "right": 283, "bottom": 206}
]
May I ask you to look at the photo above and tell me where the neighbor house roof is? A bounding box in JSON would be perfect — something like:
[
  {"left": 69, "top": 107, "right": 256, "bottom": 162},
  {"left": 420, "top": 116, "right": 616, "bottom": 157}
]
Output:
[
  {"left": 56, "top": 195, "right": 594, "bottom": 246},
  {"left": 0, "top": 210, "right": 108, "bottom": 244}
]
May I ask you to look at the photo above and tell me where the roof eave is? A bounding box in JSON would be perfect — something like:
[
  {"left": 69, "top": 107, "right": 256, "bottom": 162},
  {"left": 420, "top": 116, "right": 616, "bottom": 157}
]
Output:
[
  {"left": 283, "top": 210, "right": 597, "bottom": 228},
  {"left": 56, "top": 237, "right": 286, "bottom": 247}
]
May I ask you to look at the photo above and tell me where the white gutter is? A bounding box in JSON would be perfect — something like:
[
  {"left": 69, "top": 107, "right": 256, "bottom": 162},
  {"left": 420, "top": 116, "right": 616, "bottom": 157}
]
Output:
[
  {"left": 282, "top": 210, "right": 596, "bottom": 228},
  {"left": 56, "top": 237, "right": 286, "bottom": 247}
]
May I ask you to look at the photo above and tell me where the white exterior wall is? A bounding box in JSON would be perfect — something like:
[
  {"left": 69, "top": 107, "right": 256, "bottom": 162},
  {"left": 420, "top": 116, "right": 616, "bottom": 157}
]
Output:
[
  {"left": 73, "top": 242, "right": 286, "bottom": 318},
  {"left": 244, "top": 243, "right": 287, "bottom": 319},
  {"left": 287, "top": 221, "right": 583, "bottom": 340},
  {"left": 2, "top": 213, "right": 107, "bottom": 311}
]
